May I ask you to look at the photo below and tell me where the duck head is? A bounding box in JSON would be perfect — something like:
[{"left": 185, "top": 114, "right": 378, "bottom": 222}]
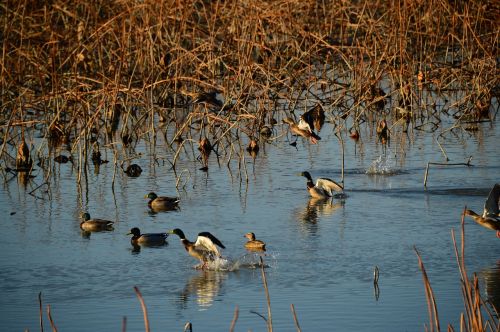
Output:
[{"left": 169, "top": 228, "right": 186, "bottom": 239}]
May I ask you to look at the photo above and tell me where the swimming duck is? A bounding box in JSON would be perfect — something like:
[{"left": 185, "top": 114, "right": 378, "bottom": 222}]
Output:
[
  {"left": 169, "top": 228, "right": 225, "bottom": 269},
  {"left": 145, "top": 192, "right": 180, "bottom": 211},
  {"left": 244, "top": 232, "right": 266, "bottom": 251},
  {"left": 127, "top": 227, "right": 168, "bottom": 245},
  {"left": 464, "top": 183, "right": 500, "bottom": 238},
  {"left": 283, "top": 117, "right": 321, "bottom": 144},
  {"left": 80, "top": 212, "right": 114, "bottom": 232},
  {"left": 299, "top": 171, "right": 343, "bottom": 198}
]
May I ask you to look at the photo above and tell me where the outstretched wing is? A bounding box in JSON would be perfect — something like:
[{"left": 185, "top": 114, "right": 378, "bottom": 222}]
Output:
[
  {"left": 316, "top": 178, "right": 343, "bottom": 194},
  {"left": 195, "top": 232, "right": 225, "bottom": 256},
  {"left": 483, "top": 183, "right": 500, "bottom": 217}
]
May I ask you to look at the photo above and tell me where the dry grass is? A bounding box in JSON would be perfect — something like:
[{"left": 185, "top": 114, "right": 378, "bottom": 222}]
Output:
[
  {"left": 0, "top": 0, "right": 498, "bottom": 185},
  {"left": 415, "top": 209, "right": 500, "bottom": 332}
]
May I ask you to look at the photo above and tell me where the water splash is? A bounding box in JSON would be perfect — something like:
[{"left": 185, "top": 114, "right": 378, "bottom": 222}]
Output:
[
  {"left": 366, "top": 154, "right": 399, "bottom": 175},
  {"left": 202, "top": 252, "right": 278, "bottom": 271}
]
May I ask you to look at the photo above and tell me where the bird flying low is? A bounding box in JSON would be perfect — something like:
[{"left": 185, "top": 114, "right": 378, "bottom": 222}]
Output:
[{"left": 464, "top": 183, "right": 500, "bottom": 238}]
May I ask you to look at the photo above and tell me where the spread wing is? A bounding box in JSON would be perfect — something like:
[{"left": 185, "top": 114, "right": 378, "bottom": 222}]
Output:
[
  {"left": 483, "top": 183, "right": 500, "bottom": 217},
  {"left": 316, "top": 178, "right": 343, "bottom": 193},
  {"left": 195, "top": 232, "right": 225, "bottom": 256}
]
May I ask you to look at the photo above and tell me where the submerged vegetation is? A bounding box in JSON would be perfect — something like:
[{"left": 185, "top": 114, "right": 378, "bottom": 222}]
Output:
[{"left": 1, "top": 0, "right": 499, "bottom": 330}]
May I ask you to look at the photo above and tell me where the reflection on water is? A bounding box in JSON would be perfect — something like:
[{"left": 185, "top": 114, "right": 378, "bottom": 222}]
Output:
[
  {"left": 179, "top": 270, "right": 227, "bottom": 310},
  {"left": 296, "top": 197, "right": 343, "bottom": 224},
  {"left": 479, "top": 262, "right": 500, "bottom": 313}
]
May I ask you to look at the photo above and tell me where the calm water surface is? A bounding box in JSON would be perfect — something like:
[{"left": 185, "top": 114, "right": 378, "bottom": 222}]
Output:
[{"left": 1, "top": 114, "right": 499, "bottom": 331}]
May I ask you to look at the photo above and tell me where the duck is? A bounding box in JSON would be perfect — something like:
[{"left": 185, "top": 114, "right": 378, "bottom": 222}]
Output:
[
  {"left": 376, "top": 119, "right": 389, "bottom": 143},
  {"left": 169, "top": 228, "right": 225, "bottom": 269},
  {"left": 301, "top": 104, "right": 325, "bottom": 132},
  {"left": 299, "top": 171, "right": 343, "bottom": 198},
  {"left": 80, "top": 212, "right": 114, "bottom": 232},
  {"left": 244, "top": 232, "right": 266, "bottom": 251},
  {"left": 464, "top": 183, "right": 500, "bottom": 238},
  {"left": 145, "top": 192, "right": 180, "bottom": 211},
  {"left": 283, "top": 117, "right": 321, "bottom": 144},
  {"left": 127, "top": 227, "right": 168, "bottom": 245}
]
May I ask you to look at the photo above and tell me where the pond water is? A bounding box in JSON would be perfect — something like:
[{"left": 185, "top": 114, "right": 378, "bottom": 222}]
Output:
[{"left": 1, "top": 107, "right": 499, "bottom": 331}]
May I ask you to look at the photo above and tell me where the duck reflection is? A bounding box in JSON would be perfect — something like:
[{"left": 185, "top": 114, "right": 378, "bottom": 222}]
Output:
[
  {"left": 299, "top": 197, "right": 343, "bottom": 222},
  {"left": 479, "top": 261, "right": 500, "bottom": 313},
  {"left": 178, "top": 270, "right": 227, "bottom": 310},
  {"left": 294, "top": 198, "right": 344, "bottom": 235}
]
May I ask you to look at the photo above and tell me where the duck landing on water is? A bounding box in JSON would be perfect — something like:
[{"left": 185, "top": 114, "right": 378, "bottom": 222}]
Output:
[
  {"left": 169, "top": 228, "right": 226, "bottom": 269},
  {"left": 298, "top": 171, "right": 343, "bottom": 199},
  {"left": 464, "top": 183, "right": 500, "bottom": 238}
]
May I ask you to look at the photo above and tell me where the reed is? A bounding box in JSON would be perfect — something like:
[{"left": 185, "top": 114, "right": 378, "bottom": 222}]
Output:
[
  {"left": 415, "top": 208, "right": 499, "bottom": 332},
  {"left": 0, "top": 0, "right": 497, "bottom": 185}
]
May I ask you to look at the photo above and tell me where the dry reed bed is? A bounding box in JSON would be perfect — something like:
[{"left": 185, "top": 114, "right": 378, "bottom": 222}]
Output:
[{"left": 0, "top": 0, "right": 498, "bottom": 183}]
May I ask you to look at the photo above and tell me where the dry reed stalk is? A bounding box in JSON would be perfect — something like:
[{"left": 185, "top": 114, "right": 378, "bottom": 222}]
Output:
[
  {"left": 38, "top": 292, "right": 44, "bottom": 332},
  {"left": 414, "top": 246, "right": 441, "bottom": 332},
  {"left": 122, "top": 316, "right": 127, "bottom": 332},
  {"left": 133, "top": 286, "right": 150, "bottom": 332},
  {"left": 260, "top": 257, "right": 273, "bottom": 332},
  {"left": 229, "top": 306, "right": 239, "bottom": 332},
  {"left": 290, "top": 304, "right": 302, "bottom": 332},
  {"left": 46, "top": 305, "right": 57, "bottom": 332}
]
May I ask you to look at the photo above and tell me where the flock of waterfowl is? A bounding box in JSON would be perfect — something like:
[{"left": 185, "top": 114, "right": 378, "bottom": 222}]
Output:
[
  {"left": 76, "top": 101, "right": 499, "bottom": 270},
  {"left": 80, "top": 189, "right": 270, "bottom": 270}
]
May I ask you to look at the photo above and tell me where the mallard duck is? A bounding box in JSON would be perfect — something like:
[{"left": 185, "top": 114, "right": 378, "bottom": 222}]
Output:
[
  {"left": 299, "top": 171, "right": 343, "bottom": 198},
  {"left": 145, "top": 192, "right": 179, "bottom": 211},
  {"left": 283, "top": 117, "right": 321, "bottom": 144},
  {"left": 127, "top": 227, "right": 168, "bottom": 245},
  {"left": 80, "top": 212, "right": 114, "bottom": 232},
  {"left": 301, "top": 104, "right": 325, "bottom": 132},
  {"left": 464, "top": 183, "right": 500, "bottom": 238},
  {"left": 244, "top": 232, "right": 266, "bottom": 251},
  {"left": 169, "top": 228, "right": 225, "bottom": 269}
]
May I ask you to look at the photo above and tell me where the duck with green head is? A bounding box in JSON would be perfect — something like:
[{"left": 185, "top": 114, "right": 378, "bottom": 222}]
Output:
[
  {"left": 464, "top": 183, "right": 500, "bottom": 238},
  {"left": 127, "top": 227, "right": 168, "bottom": 245},
  {"left": 169, "top": 228, "right": 225, "bottom": 269},
  {"left": 145, "top": 192, "right": 180, "bottom": 211},
  {"left": 298, "top": 171, "right": 343, "bottom": 199},
  {"left": 80, "top": 212, "right": 114, "bottom": 232}
]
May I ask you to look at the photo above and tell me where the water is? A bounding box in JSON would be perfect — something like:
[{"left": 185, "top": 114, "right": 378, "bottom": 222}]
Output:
[{"left": 1, "top": 115, "right": 499, "bottom": 331}]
